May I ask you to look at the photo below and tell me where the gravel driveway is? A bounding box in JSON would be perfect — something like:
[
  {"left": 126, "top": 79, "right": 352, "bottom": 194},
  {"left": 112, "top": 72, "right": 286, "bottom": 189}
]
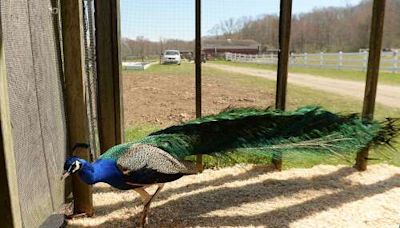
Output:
[{"left": 206, "top": 63, "right": 400, "bottom": 108}]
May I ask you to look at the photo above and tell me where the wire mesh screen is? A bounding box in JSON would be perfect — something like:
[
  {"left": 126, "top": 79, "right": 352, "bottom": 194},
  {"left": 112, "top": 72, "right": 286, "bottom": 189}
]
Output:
[
  {"left": 82, "top": 0, "right": 99, "bottom": 159},
  {"left": 201, "top": 1, "right": 279, "bottom": 117},
  {"left": 1, "top": 0, "right": 67, "bottom": 226}
]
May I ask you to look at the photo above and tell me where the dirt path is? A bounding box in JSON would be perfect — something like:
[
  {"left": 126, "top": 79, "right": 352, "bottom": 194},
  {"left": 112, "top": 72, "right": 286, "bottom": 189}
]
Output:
[
  {"left": 123, "top": 72, "right": 273, "bottom": 127},
  {"left": 206, "top": 63, "right": 400, "bottom": 108}
]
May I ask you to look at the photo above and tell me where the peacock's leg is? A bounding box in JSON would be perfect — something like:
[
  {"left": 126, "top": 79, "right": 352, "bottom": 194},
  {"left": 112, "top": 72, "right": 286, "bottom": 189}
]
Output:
[
  {"left": 139, "top": 183, "right": 164, "bottom": 227},
  {"left": 134, "top": 187, "right": 151, "bottom": 204},
  {"left": 133, "top": 187, "right": 151, "bottom": 226}
]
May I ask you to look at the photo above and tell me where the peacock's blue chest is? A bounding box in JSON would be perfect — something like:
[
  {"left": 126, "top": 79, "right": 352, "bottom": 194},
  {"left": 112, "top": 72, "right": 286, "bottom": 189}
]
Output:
[{"left": 78, "top": 159, "right": 134, "bottom": 190}]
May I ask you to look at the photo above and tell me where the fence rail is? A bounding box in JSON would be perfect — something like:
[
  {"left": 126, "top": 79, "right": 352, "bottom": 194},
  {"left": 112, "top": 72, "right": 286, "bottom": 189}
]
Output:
[{"left": 225, "top": 51, "right": 400, "bottom": 73}]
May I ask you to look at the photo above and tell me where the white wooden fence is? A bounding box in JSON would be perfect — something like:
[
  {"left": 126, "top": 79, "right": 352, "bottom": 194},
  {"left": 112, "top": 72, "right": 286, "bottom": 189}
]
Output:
[{"left": 225, "top": 51, "right": 400, "bottom": 73}]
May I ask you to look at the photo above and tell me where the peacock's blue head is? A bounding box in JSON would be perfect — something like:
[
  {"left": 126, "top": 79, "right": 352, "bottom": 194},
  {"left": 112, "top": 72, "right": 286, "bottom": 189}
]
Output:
[
  {"left": 62, "top": 143, "right": 90, "bottom": 180},
  {"left": 62, "top": 156, "right": 85, "bottom": 180}
]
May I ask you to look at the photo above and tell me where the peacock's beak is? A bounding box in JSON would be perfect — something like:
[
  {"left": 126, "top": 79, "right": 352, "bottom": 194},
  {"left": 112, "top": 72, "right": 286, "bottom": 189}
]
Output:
[{"left": 61, "top": 171, "right": 70, "bottom": 181}]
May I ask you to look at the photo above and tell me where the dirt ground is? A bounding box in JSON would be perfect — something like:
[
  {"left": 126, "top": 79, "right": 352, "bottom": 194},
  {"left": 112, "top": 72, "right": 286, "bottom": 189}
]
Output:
[
  {"left": 123, "top": 63, "right": 399, "bottom": 128},
  {"left": 206, "top": 63, "right": 400, "bottom": 109},
  {"left": 123, "top": 71, "right": 274, "bottom": 127},
  {"left": 67, "top": 164, "right": 400, "bottom": 227}
]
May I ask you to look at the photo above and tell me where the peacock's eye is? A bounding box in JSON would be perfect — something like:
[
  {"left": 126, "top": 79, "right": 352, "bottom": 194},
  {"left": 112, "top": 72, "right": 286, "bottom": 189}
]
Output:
[{"left": 68, "top": 161, "right": 81, "bottom": 173}]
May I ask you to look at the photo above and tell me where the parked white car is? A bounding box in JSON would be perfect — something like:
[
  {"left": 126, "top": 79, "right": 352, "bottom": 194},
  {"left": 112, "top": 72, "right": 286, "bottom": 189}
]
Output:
[{"left": 160, "top": 50, "right": 181, "bottom": 65}]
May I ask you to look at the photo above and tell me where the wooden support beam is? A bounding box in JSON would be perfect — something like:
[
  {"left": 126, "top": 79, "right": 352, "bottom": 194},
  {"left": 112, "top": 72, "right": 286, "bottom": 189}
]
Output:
[
  {"left": 0, "top": 28, "right": 23, "bottom": 228},
  {"left": 95, "top": 0, "right": 124, "bottom": 153},
  {"left": 273, "top": 0, "right": 293, "bottom": 171},
  {"left": 61, "top": 0, "right": 93, "bottom": 215},
  {"left": 355, "top": 0, "right": 386, "bottom": 171},
  {"left": 195, "top": 0, "right": 203, "bottom": 172},
  {"left": 276, "top": 0, "right": 292, "bottom": 111}
]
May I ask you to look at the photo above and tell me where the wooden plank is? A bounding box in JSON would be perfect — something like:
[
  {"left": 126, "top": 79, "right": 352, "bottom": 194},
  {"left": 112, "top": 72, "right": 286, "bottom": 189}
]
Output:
[
  {"left": 61, "top": 0, "right": 93, "bottom": 215},
  {"left": 0, "top": 28, "right": 23, "bottom": 228},
  {"left": 95, "top": 0, "right": 124, "bottom": 153},
  {"left": 2, "top": 0, "right": 59, "bottom": 226},
  {"left": 2, "top": 0, "right": 66, "bottom": 225},
  {"left": 28, "top": 0, "right": 67, "bottom": 214},
  {"left": 355, "top": 0, "right": 386, "bottom": 171},
  {"left": 195, "top": 0, "right": 203, "bottom": 172},
  {"left": 273, "top": 0, "right": 293, "bottom": 170}
]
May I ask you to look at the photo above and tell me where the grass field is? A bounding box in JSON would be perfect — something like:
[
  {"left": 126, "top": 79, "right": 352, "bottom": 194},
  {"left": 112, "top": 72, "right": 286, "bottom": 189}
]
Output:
[
  {"left": 215, "top": 60, "right": 400, "bottom": 85},
  {"left": 123, "top": 63, "right": 400, "bottom": 169}
]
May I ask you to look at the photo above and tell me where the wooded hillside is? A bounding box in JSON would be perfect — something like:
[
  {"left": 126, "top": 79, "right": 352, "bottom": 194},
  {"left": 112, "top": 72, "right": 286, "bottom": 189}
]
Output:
[
  {"left": 212, "top": 0, "right": 400, "bottom": 52},
  {"left": 121, "top": 0, "right": 400, "bottom": 59}
]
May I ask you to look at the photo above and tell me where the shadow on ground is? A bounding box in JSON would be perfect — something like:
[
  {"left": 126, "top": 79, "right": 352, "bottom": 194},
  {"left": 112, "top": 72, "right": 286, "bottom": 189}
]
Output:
[{"left": 67, "top": 165, "right": 400, "bottom": 227}]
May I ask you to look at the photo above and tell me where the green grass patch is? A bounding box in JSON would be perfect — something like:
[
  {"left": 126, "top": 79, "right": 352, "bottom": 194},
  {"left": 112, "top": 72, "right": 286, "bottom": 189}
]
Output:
[
  {"left": 213, "top": 60, "right": 400, "bottom": 85},
  {"left": 203, "top": 63, "right": 400, "bottom": 120},
  {"left": 125, "top": 124, "right": 160, "bottom": 142}
]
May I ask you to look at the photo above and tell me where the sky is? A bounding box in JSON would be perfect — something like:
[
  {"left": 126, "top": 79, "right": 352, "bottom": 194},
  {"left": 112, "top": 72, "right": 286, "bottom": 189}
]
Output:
[{"left": 120, "top": 0, "right": 363, "bottom": 41}]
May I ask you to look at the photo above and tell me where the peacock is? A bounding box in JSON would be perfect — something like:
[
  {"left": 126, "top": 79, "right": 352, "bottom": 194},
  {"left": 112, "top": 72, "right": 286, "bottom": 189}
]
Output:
[{"left": 62, "top": 106, "right": 399, "bottom": 227}]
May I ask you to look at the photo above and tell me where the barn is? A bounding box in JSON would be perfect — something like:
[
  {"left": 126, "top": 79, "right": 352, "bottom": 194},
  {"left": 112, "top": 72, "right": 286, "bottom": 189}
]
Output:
[{"left": 202, "top": 39, "right": 261, "bottom": 56}]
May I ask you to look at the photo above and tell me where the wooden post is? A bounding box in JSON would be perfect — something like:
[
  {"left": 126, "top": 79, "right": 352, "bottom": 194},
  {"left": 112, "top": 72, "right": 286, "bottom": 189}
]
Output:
[
  {"left": 319, "top": 52, "right": 324, "bottom": 68},
  {"left": 274, "top": 0, "right": 292, "bottom": 170},
  {"left": 61, "top": 0, "right": 93, "bottom": 215},
  {"left": 304, "top": 53, "right": 308, "bottom": 66},
  {"left": 363, "top": 51, "right": 368, "bottom": 71},
  {"left": 338, "top": 51, "right": 343, "bottom": 70},
  {"left": 393, "top": 50, "right": 398, "bottom": 74},
  {"left": 95, "top": 0, "right": 124, "bottom": 153},
  {"left": 0, "top": 30, "right": 23, "bottom": 228},
  {"left": 355, "top": 0, "right": 386, "bottom": 171},
  {"left": 195, "top": 0, "right": 203, "bottom": 172}
]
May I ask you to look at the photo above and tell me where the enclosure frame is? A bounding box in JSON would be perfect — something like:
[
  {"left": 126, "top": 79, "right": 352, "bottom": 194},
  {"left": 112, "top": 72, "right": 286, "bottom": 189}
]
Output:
[
  {"left": 355, "top": 0, "right": 387, "bottom": 170},
  {"left": 95, "top": 0, "right": 124, "bottom": 154},
  {"left": 61, "top": 0, "right": 94, "bottom": 215},
  {"left": 195, "top": 0, "right": 204, "bottom": 172},
  {"left": 0, "top": 0, "right": 389, "bottom": 224},
  {"left": 273, "top": 0, "right": 293, "bottom": 170}
]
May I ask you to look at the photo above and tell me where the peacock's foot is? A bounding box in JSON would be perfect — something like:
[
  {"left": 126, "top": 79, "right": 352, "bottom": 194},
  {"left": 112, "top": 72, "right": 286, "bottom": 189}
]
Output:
[
  {"left": 138, "top": 213, "right": 149, "bottom": 227},
  {"left": 66, "top": 212, "right": 91, "bottom": 219}
]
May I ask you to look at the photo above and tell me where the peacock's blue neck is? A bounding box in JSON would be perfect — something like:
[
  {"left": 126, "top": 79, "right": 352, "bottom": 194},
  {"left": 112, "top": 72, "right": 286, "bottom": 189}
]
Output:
[{"left": 77, "top": 159, "right": 127, "bottom": 189}]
